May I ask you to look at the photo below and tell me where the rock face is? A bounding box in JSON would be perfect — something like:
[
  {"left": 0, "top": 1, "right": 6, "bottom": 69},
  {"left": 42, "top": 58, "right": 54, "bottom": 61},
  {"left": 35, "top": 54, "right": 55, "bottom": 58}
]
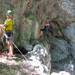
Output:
[
  {"left": 19, "top": 0, "right": 75, "bottom": 61},
  {"left": 40, "top": 0, "right": 75, "bottom": 62}
]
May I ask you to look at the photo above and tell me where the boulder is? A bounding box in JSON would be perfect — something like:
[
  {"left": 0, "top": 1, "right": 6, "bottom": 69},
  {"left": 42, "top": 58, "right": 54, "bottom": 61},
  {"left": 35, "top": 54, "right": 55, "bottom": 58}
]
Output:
[{"left": 26, "top": 44, "right": 51, "bottom": 75}]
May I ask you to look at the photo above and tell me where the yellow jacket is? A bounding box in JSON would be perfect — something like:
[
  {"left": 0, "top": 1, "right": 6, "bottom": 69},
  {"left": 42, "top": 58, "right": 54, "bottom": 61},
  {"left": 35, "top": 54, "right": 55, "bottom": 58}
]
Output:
[{"left": 4, "top": 18, "right": 13, "bottom": 31}]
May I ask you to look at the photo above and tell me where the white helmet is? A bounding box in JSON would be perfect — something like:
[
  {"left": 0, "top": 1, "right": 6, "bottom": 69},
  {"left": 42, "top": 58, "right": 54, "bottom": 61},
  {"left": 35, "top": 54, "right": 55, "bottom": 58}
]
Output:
[{"left": 6, "top": 10, "right": 13, "bottom": 15}]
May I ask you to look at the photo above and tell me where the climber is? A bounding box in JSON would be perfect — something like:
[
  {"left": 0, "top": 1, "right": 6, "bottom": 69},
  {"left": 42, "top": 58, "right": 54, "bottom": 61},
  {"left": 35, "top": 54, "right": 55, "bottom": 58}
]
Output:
[
  {"left": 40, "top": 23, "right": 52, "bottom": 36},
  {"left": 41, "top": 23, "right": 50, "bottom": 31},
  {"left": 0, "top": 10, "right": 14, "bottom": 56}
]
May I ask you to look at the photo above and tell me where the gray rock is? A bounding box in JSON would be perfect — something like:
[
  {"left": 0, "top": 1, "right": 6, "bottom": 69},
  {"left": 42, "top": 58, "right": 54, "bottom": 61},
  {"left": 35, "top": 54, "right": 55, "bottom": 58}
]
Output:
[
  {"left": 51, "top": 71, "right": 71, "bottom": 75},
  {"left": 63, "top": 23, "right": 75, "bottom": 40},
  {"left": 25, "top": 44, "right": 33, "bottom": 51},
  {"left": 63, "top": 22, "right": 75, "bottom": 58},
  {"left": 59, "top": 0, "right": 75, "bottom": 16},
  {"left": 50, "top": 38, "right": 69, "bottom": 61},
  {"left": 26, "top": 44, "right": 51, "bottom": 74}
]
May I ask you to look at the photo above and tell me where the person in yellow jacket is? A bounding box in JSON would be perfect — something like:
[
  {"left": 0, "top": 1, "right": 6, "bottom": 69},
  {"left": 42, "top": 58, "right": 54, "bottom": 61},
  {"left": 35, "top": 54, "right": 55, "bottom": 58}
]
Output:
[
  {"left": 4, "top": 10, "right": 13, "bottom": 56},
  {"left": 0, "top": 10, "right": 13, "bottom": 56}
]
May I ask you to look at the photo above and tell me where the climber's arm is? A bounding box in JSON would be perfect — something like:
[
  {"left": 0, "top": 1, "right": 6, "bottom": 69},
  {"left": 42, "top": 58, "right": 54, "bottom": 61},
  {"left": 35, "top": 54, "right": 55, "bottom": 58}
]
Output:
[{"left": 0, "top": 24, "right": 5, "bottom": 29}]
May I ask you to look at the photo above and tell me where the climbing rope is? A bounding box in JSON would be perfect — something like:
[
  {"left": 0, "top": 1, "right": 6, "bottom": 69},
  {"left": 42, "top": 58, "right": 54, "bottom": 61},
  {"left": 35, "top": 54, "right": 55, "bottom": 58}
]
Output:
[{"left": 12, "top": 42, "right": 27, "bottom": 60}]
